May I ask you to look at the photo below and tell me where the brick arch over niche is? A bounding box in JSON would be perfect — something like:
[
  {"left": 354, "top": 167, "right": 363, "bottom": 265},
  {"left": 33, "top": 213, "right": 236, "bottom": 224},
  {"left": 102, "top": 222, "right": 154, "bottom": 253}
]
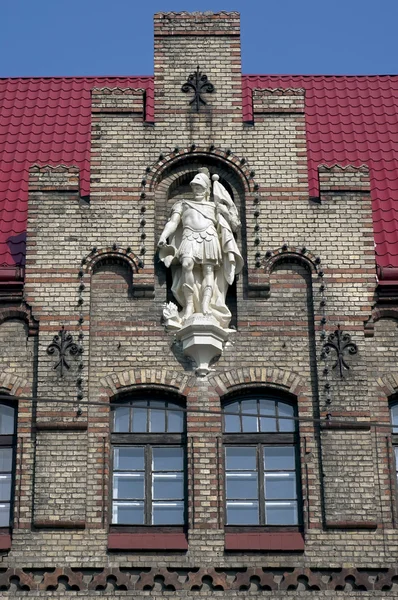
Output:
[
  {"left": 100, "top": 368, "right": 196, "bottom": 399},
  {"left": 154, "top": 154, "right": 247, "bottom": 216},
  {"left": 149, "top": 148, "right": 254, "bottom": 195},
  {"left": 85, "top": 248, "right": 140, "bottom": 276},
  {"left": 0, "top": 304, "right": 39, "bottom": 337},
  {"left": 264, "top": 246, "right": 320, "bottom": 276}
]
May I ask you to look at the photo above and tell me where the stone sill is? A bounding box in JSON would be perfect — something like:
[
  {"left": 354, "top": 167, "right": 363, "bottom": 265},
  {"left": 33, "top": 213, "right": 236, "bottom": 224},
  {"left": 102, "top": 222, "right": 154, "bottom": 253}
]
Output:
[
  {"left": 108, "top": 532, "right": 188, "bottom": 551},
  {"left": 0, "top": 530, "right": 11, "bottom": 551},
  {"left": 224, "top": 531, "right": 304, "bottom": 552}
]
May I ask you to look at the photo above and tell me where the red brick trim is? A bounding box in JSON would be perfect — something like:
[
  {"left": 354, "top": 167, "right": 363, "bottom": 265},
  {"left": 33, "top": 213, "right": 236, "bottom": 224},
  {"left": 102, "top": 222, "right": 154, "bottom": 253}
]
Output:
[
  {"left": 320, "top": 420, "right": 371, "bottom": 431},
  {"left": 35, "top": 421, "right": 88, "bottom": 431},
  {"left": 325, "top": 521, "right": 378, "bottom": 530},
  {"left": 0, "top": 531, "right": 11, "bottom": 551},
  {"left": 34, "top": 520, "right": 85, "bottom": 530},
  {"left": 225, "top": 532, "right": 304, "bottom": 552},
  {"left": 108, "top": 532, "right": 188, "bottom": 551}
]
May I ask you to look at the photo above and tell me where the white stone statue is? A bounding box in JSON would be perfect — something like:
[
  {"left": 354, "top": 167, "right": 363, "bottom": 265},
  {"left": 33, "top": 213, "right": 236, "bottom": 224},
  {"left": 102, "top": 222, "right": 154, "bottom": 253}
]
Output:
[{"left": 158, "top": 168, "right": 243, "bottom": 331}]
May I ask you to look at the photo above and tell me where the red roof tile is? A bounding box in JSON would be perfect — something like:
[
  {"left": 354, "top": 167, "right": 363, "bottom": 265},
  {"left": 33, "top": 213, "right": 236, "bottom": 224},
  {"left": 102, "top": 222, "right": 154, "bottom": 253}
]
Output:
[
  {"left": 243, "top": 75, "right": 398, "bottom": 269},
  {"left": 0, "top": 75, "right": 397, "bottom": 272},
  {"left": 0, "top": 77, "right": 153, "bottom": 270}
]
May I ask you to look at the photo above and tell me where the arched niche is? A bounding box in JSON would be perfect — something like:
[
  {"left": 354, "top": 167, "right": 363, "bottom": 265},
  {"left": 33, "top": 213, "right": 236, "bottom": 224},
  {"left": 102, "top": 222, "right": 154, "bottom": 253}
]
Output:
[{"left": 154, "top": 155, "right": 247, "bottom": 328}]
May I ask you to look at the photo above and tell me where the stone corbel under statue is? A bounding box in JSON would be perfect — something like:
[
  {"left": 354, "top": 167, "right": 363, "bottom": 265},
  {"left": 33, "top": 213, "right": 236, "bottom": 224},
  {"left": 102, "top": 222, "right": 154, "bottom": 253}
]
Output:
[{"left": 158, "top": 168, "right": 243, "bottom": 375}]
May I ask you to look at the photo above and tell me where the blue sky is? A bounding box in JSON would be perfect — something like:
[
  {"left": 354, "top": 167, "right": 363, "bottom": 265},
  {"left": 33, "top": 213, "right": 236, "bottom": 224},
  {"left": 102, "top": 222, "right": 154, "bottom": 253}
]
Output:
[{"left": 1, "top": 0, "right": 397, "bottom": 77}]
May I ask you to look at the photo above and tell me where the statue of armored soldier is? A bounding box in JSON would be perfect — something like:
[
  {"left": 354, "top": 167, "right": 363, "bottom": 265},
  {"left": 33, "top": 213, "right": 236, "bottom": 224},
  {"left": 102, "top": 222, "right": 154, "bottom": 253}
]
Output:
[{"left": 158, "top": 168, "right": 243, "bottom": 331}]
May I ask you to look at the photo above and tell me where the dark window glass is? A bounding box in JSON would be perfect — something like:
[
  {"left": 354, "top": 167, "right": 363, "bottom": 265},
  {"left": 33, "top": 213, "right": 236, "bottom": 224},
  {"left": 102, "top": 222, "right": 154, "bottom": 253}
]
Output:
[
  {"left": 0, "top": 403, "right": 16, "bottom": 527},
  {"left": 111, "top": 398, "right": 185, "bottom": 526},
  {"left": 224, "top": 397, "right": 295, "bottom": 433},
  {"left": 223, "top": 395, "right": 300, "bottom": 527},
  {"left": 390, "top": 403, "right": 398, "bottom": 493}
]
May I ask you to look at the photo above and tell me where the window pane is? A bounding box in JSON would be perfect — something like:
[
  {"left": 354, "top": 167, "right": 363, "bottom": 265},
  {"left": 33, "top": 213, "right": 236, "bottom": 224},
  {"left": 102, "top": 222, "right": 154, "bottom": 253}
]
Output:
[
  {"left": 0, "top": 504, "right": 10, "bottom": 527},
  {"left": 153, "top": 473, "right": 184, "bottom": 500},
  {"left": 259, "top": 399, "right": 277, "bottom": 432},
  {"left": 241, "top": 399, "right": 258, "bottom": 432},
  {"left": 0, "top": 474, "right": 11, "bottom": 502},
  {"left": 264, "top": 446, "right": 295, "bottom": 471},
  {"left": 0, "top": 448, "right": 13, "bottom": 472},
  {"left": 152, "top": 501, "right": 184, "bottom": 525},
  {"left": 113, "top": 501, "right": 144, "bottom": 524},
  {"left": 265, "top": 501, "right": 298, "bottom": 525},
  {"left": 225, "top": 446, "right": 256, "bottom": 471},
  {"left": 392, "top": 404, "right": 398, "bottom": 433},
  {"left": 113, "top": 473, "right": 144, "bottom": 499},
  {"left": 224, "top": 401, "right": 241, "bottom": 432},
  {"left": 152, "top": 447, "right": 183, "bottom": 471},
  {"left": 226, "top": 471, "right": 258, "bottom": 499},
  {"left": 114, "top": 447, "right": 144, "bottom": 471},
  {"left": 265, "top": 472, "right": 297, "bottom": 499},
  {"left": 226, "top": 501, "right": 259, "bottom": 525},
  {"left": 132, "top": 405, "right": 148, "bottom": 432},
  {"left": 150, "top": 401, "right": 166, "bottom": 432},
  {"left": 113, "top": 406, "right": 130, "bottom": 432},
  {"left": 167, "top": 406, "right": 184, "bottom": 432},
  {"left": 278, "top": 402, "right": 295, "bottom": 432},
  {"left": 0, "top": 405, "right": 14, "bottom": 435}
]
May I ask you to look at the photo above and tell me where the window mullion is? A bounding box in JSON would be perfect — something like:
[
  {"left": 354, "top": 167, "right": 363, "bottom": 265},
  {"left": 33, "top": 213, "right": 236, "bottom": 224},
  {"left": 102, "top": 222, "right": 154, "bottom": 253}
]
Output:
[
  {"left": 145, "top": 445, "right": 152, "bottom": 526},
  {"left": 258, "top": 443, "right": 265, "bottom": 525}
]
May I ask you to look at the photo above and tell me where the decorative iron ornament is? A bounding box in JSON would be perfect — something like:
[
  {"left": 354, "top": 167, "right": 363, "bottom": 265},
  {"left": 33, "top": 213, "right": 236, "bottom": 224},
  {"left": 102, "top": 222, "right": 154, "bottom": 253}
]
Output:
[
  {"left": 181, "top": 66, "right": 215, "bottom": 111},
  {"left": 47, "top": 327, "right": 80, "bottom": 377},
  {"left": 321, "top": 324, "right": 358, "bottom": 379}
]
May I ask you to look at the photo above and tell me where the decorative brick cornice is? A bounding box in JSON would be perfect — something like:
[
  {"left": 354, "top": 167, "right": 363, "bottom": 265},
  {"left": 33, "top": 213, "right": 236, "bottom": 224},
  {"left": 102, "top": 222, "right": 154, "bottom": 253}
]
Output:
[
  {"left": 29, "top": 164, "right": 80, "bottom": 192},
  {"left": 252, "top": 88, "right": 305, "bottom": 114},
  {"left": 91, "top": 87, "right": 146, "bottom": 115},
  {"left": 0, "top": 566, "right": 397, "bottom": 592},
  {"left": 318, "top": 164, "right": 371, "bottom": 193},
  {"left": 100, "top": 369, "right": 195, "bottom": 398},
  {"left": 208, "top": 367, "right": 305, "bottom": 397},
  {"left": 154, "top": 11, "right": 240, "bottom": 37}
]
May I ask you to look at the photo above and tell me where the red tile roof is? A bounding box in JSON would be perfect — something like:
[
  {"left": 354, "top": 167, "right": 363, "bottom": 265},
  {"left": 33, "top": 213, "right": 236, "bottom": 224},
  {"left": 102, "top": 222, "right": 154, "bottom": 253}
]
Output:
[
  {"left": 0, "top": 75, "right": 397, "bottom": 276},
  {"left": 243, "top": 75, "right": 398, "bottom": 270},
  {"left": 0, "top": 77, "right": 154, "bottom": 273}
]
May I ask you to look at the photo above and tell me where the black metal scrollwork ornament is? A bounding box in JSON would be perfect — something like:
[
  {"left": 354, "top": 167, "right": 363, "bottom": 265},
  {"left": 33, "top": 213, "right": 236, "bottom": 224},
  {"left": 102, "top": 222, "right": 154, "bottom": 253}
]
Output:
[
  {"left": 181, "top": 66, "right": 215, "bottom": 111},
  {"left": 321, "top": 324, "right": 358, "bottom": 379},
  {"left": 47, "top": 327, "right": 80, "bottom": 377}
]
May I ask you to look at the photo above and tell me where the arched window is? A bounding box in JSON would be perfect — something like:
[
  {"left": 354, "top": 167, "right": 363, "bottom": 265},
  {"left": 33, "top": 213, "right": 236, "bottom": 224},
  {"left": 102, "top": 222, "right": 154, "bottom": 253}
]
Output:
[
  {"left": 390, "top": 401, "right": 398, "bottom": 487},
  {"left": 0, "top": 403, "right": 16, "bottom": 527},
  {"left": 223, "top": 393, "right": 300, "bottom": 527},
  {"left": 111, "top": 396, "right": 186, "bottom": 526}
]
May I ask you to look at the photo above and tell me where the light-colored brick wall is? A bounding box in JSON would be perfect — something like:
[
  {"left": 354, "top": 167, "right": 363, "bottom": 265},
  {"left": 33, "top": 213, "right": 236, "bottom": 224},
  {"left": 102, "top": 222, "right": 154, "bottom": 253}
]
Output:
[{"left": 1, "top": 9, "right": 398, "bottom": 598}]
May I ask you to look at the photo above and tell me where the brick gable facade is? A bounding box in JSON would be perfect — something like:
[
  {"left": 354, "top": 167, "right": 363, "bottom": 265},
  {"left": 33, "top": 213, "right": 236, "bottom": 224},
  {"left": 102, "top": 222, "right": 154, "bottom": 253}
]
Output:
[{"left": 1, "top": 10, "right": 398, "bottom": 597}]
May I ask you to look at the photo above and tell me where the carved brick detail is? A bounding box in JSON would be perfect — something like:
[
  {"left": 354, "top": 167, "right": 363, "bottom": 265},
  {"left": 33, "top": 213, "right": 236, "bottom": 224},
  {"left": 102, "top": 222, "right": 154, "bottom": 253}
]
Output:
[{"left": 0, "top": 567, "right": 398, "bottom": 592}]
